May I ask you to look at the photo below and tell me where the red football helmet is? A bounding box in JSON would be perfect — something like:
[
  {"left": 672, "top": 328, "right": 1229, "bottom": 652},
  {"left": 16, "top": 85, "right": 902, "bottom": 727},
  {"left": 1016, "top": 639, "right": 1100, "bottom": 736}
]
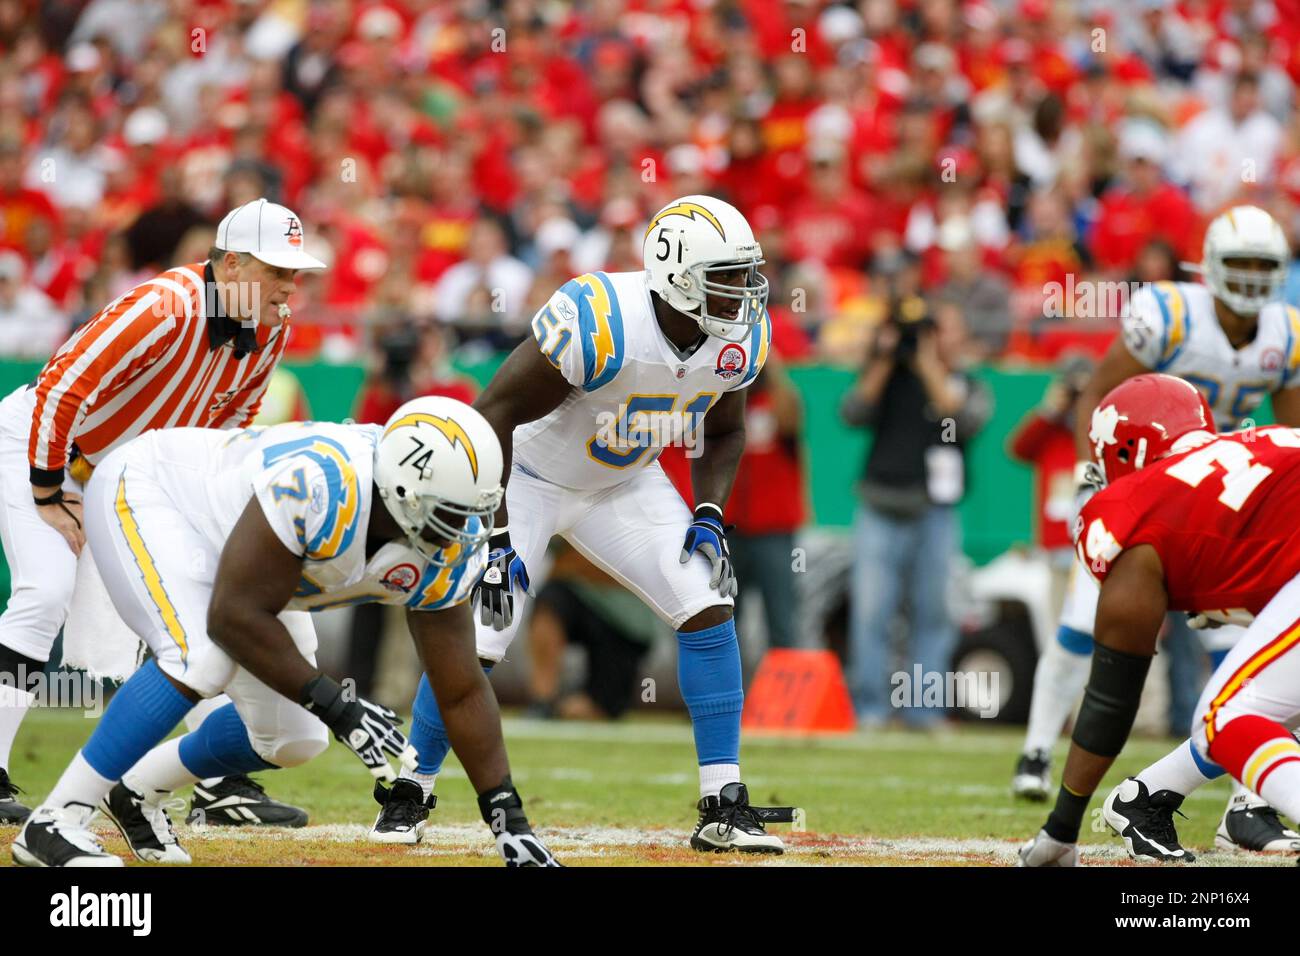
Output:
[{"left": 1089, "top": 373, "right": 1216, "bottom": 483}]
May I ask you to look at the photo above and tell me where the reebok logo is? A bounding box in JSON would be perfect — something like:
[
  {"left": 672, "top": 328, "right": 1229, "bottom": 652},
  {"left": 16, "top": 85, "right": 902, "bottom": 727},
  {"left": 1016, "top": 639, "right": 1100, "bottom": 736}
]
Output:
[{"left": 50, "top": 886, "right": 151, "bottom": 936}]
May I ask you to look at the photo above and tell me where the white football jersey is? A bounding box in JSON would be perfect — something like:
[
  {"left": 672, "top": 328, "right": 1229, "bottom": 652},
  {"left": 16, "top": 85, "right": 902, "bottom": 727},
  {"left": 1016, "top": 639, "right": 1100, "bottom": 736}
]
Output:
[
  {"left": 1122, "top": 281, "right": 1300, "bottom": 429},
  {"left": 516, "top": 270, "right": 771, "bottom": 490},
  {"left": 134, "top": 421, "right": 485, "bottom": 613}
]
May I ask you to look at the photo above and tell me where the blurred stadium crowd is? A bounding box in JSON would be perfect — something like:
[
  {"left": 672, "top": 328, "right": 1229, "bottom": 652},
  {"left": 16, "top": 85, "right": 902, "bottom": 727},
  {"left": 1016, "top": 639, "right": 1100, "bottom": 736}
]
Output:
[
  {"left": 4, "top": 0, "right": 1300, "bottom": 725},
  {"left": 5, "top": 0, "right": 1300, "bottom": 364}
]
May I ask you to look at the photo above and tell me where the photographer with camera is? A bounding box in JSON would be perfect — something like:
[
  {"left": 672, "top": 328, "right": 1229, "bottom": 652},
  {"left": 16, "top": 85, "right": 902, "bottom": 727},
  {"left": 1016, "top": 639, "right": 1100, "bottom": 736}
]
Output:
[
  {"left": 350, "top": 323, "right": 478, "bottom": 702},
  {"left": 840, "top": 290, "right": 992, "bottom": 729}
]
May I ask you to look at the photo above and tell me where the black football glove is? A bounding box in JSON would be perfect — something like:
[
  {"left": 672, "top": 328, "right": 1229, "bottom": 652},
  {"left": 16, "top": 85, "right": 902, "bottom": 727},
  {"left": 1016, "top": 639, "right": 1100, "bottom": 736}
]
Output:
[
  {"left": 680, "top": 503, "right": 737, "bottom": 598},
  {"left": 302, "top": 675, "right": 415, "bottom": 781}
]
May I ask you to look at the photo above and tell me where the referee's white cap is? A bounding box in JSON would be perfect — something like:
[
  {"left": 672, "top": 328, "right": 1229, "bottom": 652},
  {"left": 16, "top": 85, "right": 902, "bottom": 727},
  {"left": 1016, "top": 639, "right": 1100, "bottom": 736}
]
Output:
[{"left": 214, "top": 197, "right": 327, "bottom": 271}]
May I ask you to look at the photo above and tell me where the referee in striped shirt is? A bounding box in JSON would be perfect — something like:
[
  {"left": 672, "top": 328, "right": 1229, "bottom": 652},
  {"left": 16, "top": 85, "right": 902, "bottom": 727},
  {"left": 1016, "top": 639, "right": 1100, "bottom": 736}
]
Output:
[{"left": 0, "top": 198, "right": 325, "bottom": 825}]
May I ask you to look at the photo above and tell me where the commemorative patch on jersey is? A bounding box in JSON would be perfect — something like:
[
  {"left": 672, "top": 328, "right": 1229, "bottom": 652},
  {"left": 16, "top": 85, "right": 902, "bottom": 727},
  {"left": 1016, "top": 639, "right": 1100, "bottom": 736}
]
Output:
[
  {"left": 381, "top": 563, "right": 419, "bottom": 593},
  {"left": 715, "top": 343, "right": 747, "bottom": 380}
]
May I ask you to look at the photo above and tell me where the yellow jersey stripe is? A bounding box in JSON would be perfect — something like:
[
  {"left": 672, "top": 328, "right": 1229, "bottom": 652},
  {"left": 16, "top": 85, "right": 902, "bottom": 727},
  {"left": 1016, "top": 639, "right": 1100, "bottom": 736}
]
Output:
[{"left": 114, "top": 474, "right": 188, "bottom": 660}]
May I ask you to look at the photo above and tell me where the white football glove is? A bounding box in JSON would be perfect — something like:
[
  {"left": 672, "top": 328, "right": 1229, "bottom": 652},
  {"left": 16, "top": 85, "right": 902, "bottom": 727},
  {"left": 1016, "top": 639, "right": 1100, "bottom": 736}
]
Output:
[
  {"left": 495, "top": 830, "right": 562, "bottom": 867},
  {"left": 1018, "top": 828, "right": 1079, "bottom": 867}
]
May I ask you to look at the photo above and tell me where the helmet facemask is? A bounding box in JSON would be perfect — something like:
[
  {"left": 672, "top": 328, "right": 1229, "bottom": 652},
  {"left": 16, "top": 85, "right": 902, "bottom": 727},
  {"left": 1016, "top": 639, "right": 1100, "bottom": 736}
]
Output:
[
  {"left": 382, "top": 485, "right": 501, "bottom": 569},
  {"left": 672, "top": 256, "right": 769, "bottom": 341},
  {"left": 1204, "top": 254, "right": 1286, "bottom": 316}
]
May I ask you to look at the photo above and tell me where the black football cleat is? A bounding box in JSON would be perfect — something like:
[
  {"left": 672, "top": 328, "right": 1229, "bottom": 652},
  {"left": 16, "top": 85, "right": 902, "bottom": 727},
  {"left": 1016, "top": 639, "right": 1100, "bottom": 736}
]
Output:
[
  {"left": 100, "top": 782, "right": 190, "bottom": 864},
  {"left": 187, "top": 774, "right": 308, "bottom": 827},
  {"left": 1103, "top": 777, "right": 1195, "bottom": 862},
  {"left": 12, "top": 804, "right": 122, "bottom": 867},
  {"left": 368, "top": 779, "right": 436, "bottom": 844},
  {"left": 0, "top": 768, "right": 31, "bottom": 824},
  {"left": 1216, "top": 797, "right": 1300, "bottom": 853},
  {"left": 690, "top": 782, "right": 795, "bottom": 854},
  {"left": 1012, "top": 750, "right": 1052, "bottom": 801}
]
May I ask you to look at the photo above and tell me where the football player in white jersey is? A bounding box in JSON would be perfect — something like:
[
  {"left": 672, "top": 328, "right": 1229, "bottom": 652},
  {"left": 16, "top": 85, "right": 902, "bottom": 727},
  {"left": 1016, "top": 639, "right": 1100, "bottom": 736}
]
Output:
[
  {"left": 1013, "top": 204, "right": 1300, "bottom": 858},
  {"left": 368, "top": 195, "right": 800, "bottom": 853},
  {"left": 13, "top": 397, "right": 559, "bottom": 867}
]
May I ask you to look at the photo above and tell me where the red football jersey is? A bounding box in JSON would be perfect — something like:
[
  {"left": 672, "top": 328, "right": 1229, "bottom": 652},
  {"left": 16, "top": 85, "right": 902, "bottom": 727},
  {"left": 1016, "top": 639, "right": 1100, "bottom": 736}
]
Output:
[{"left": 1076, "top": 427, "right": 1300, "bottom": 616}]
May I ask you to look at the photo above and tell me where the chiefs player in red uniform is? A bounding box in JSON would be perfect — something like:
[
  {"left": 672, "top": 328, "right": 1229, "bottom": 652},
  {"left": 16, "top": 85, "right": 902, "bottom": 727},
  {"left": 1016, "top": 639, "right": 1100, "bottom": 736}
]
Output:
[{"left": 1021, "top": 373, "right": 1300, "bottom": 865}]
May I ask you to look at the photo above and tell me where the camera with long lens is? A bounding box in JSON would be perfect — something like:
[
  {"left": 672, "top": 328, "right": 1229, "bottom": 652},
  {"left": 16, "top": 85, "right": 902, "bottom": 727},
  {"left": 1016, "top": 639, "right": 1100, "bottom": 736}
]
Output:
[{"left": 889, "top": 294, "right": 934, "bottom": 362}]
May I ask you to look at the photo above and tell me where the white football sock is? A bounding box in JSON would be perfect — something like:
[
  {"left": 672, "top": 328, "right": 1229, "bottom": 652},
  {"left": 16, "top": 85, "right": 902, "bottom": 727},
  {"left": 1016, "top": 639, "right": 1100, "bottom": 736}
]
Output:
[
  {"left": 1257, "top": 761, "right": 1300, "bottom": 822},
  {"left": 1226, "top": 777, "right": 1267, "bottom": 810},
  {"left": 44, "top": 751, "right": 115, "bottom": 811},
  {"left": 123, "top": 738, "right": 197, "bottom": 798},
  {"left": 700, "top": 763, "right": 739, "bottom": 799},
  {"left": 0, "top": 683, "right": 34, "bottom": 770},
  {"left": 1022, "top": 641, "right": 1091, "bottom": 755},
  {"left": 399, "top": 767, "right": 438, "bottom": 800},
  {"left": 1137, "top": 739, "right": 1217, "bottom": 796}
]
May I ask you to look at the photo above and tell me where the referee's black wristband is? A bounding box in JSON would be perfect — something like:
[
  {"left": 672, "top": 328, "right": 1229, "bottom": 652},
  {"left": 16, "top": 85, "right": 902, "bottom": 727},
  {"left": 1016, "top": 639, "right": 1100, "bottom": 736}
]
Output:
[{"left": 30, "top": 466, "right": 64, "bottom": 489}]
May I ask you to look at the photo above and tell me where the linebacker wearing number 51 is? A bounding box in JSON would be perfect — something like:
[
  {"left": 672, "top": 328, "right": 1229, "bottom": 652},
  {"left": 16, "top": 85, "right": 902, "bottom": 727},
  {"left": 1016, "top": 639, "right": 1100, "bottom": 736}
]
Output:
[{"left": 370, "top": 195, "right": 802, "bottom": 852}]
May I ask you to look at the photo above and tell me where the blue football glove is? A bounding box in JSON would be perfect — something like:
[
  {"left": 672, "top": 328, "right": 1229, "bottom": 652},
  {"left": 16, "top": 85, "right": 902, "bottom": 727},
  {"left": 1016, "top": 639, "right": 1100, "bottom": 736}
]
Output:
[
  {"left": 680, "top": 503, "right": 737, "bottom": 598},
  {"left": 472, "top": 530, "right": 532, "bottom": 631}
]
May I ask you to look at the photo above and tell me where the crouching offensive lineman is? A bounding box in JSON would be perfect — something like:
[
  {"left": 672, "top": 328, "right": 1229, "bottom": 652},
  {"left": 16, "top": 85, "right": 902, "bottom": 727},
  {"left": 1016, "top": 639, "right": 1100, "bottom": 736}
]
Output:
[
  {"left": 13, "top": 397, "right": 558, "bottom": 867},
  {"left": 1020, "top": 374, "right": 1300, "bottom": 865}
]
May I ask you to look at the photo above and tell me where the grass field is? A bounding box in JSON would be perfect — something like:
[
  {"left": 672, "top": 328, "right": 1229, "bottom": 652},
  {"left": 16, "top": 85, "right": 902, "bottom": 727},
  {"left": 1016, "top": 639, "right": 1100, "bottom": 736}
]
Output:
[{"left": 1, "top": 707, "right": 1294, "bottom": 866}]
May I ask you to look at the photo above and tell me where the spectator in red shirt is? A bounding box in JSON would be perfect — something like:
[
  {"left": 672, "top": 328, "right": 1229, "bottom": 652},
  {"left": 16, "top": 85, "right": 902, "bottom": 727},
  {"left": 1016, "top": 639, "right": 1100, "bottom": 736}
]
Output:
[
  {"left": 1089, "top": 121, "right": 1200, "bottom": 275},
  {"left": 0, "top": 139, "right": 60, "bottom": 250},
  {"left": 786, "top": 140, "right": 876, "bottom": 270}
]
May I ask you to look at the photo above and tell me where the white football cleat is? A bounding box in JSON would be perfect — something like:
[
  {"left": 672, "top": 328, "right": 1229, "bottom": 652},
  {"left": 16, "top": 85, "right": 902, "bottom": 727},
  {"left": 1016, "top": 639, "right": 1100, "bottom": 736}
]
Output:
[
  {"left": 1018, "top": 828, "right": 1079, "bottom": 867},
  {"left": 12, "top": 804, "right": 124, "bottom": 867},
  {"left": 690, "top": 782, "right": 787, "bottom": 854}
]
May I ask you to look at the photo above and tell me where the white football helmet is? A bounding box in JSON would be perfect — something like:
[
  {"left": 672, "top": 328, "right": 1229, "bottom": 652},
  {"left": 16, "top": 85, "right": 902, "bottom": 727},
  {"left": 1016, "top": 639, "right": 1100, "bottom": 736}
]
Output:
[
  {"left": 1193, "top": 205, "right": 1289, "bottom": 316},
  {"left": 643, "top": 194, "right": 768, "bottom": 341},
  {"left": 375, "top": 396, "right": 503, "bottom": 567}
]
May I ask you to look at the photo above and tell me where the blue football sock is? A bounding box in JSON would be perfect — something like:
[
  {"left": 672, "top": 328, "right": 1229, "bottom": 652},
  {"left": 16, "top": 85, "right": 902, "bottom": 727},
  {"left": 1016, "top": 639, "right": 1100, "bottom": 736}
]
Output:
[
  {"left": 178, "top": 702, "right": 276, "bottom": 778},
  {"left": 82, "top": 659, "right": 193, "bottom": 781},
  {"left": 1056, "top": 625, "right": 1093, "bottom": 655},
  {"left": 677, "top": 619, "right": 743, "bottom": 766},
  {"left": 411, "top": 665, "right": 493, "bottom": 775}
]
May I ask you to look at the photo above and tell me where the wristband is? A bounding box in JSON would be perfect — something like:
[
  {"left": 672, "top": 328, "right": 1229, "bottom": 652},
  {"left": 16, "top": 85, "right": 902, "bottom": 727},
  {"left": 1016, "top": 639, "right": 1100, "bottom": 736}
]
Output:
[
  {"left": 33, "top": 487, "right": 67, "bottom": 506},
  {"left": 477, "top": 777, "right": 530, "bottom": 834},
  {"left": 300, "top": 675, "right": 349, "bottom": 727},
  {"left": 694, "top": 502, "right": 724, "bottom": 522}
]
